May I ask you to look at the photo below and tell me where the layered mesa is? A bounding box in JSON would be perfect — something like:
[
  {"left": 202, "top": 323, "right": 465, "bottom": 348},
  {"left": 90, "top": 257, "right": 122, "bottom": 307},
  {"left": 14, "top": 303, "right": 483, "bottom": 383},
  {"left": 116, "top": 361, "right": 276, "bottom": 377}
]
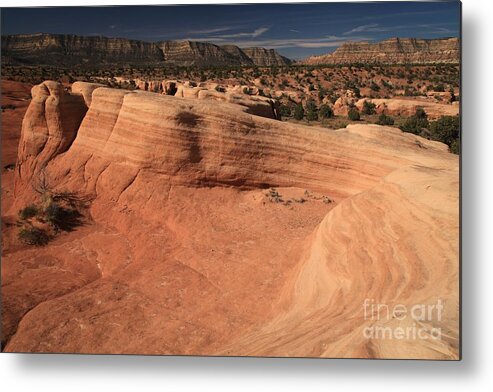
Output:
[{"left": 2, "top": 81, "right": 459, "bottom": 359}]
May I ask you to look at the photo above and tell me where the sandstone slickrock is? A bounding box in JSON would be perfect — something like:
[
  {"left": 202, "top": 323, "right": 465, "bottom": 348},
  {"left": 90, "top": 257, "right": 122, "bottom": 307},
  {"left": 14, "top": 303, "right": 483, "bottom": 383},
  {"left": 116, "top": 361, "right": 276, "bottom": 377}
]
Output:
[
  {"left": 15, "top": 81, "right": 87, "bottom": 186},
  {"left": 126, "top": 79, "right": 281, "bottom": 119},
  {"left": 332, "top": 90, "right": 459, "bottom": 119},
  {"left": 354, "top": 98, "right": 459, "bottom": 119},
  {"left": 2, "top": 34, "right": 292, "bottom": 67},
  {"left": 303, "top": 37, "right": 459, "bottom": 65},
  {"left": 4, "top": 81, "right": 458, "bottom": 359}
]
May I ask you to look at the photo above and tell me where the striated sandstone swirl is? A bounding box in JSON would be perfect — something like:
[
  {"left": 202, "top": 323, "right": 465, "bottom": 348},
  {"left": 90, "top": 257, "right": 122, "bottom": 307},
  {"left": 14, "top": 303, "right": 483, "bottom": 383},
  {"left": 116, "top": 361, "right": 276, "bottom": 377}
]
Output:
[{"left": 4, "top": 82, "right": 459, "bottom": 359}]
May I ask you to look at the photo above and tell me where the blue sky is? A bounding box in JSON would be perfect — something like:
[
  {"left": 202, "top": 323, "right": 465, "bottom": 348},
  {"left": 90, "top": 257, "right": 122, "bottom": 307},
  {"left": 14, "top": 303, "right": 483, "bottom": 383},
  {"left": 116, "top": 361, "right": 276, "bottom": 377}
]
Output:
[{"left": 1, "top": 2, "right": 461, "bottom": 59}]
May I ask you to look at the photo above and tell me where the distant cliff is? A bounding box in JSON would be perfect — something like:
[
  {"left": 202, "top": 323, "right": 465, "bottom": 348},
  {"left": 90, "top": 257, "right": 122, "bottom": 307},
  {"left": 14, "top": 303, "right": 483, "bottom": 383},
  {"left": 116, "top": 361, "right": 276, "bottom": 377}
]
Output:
[
  {"left": 1, "top": 33, "right": 292, "bottom": 67},
  {"left": 302, "top": 37, "right": 459, "bottom": 65},
  {"left": 241, "top": 47, "right": 292, "bottom": 67}
]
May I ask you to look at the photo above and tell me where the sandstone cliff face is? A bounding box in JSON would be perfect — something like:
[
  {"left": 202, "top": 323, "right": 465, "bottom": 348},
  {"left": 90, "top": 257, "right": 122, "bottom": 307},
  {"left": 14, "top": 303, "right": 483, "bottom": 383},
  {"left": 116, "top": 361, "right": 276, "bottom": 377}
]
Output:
[
  {"left": 159, "top": 41, "right": 245, "bottom": 66},
  {"left": 241, "top": 47, "right": 292, "bottom": 67},
  {"left": 5, "top": 82, "right": 458, "bottom": 359},
  {"left": 303, "top": 37, "right": 459, "bottom": 65},
  {"left": 2, "top": 34, "right": 291, "bottom": 67},
  {"left": 2, "top": 33, "right": 164, "bottom": 65}
]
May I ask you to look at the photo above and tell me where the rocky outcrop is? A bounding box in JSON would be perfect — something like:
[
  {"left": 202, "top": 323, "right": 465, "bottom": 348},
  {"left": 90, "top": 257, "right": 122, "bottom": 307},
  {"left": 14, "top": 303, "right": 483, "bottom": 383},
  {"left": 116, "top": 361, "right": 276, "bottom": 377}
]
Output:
[
  {"left": 128, "top": 79, "right": 281, "bottom": 119},
  {"left": 2, "top": 34, "right": 292, "bottom": 67},
  {"left": 354, "top": 98, "right": 459, "bottom": 119},
  {"left": 16, "top": 81, "right": 88, "bottom": 186},
  {"left": 303, "top": 37, "right": 459, "bottom": 65},
  {"left": 331, "top": 89, "right": 459, "bottom": 118},
  {"left": 241, "top": 47, "right": 292, "bottom": 66},
  {"left": 5, "top": 81, "right": 458, "bottom": 359},
  {"left": 333, "top": 90, "right": 359, "bottom": 116}
]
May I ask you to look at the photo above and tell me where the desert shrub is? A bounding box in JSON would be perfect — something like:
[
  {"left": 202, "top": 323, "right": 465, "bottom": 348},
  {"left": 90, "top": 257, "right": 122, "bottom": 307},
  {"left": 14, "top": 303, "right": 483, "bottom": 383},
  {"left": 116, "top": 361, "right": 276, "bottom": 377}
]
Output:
[
  {"left": 44, "top": 201, "right": 62, "bottom": 227},
  {"left": 18, "top": 204, "right": 39, "bottom": 220},
  {"left": 434, "top": 83, "right": 445, "bottom": 92},
  {"left": 415, "top": 107, "right": 428, "bottom": 119},
  {"left": 348, "top": 107, "right": 360, "bottom": 121},
  {"left": 1, "top": 104, "right": 16, "bottom": 111},
  {"left": 293, "top": 104, "right": 304, "bottom": 120},
  {"left": 362, "top": 100, "right": 376, "bottom": 115},
  {"left": 404, "top": 87, "right": 416, "bottom": 96},
  {"left": 376, "top": 113, "right": 395, "bottom": 126},
  {"left": 305, "top": 100, "right": 318, "bottom": 121},
  {"left": 449, "top": 139, "right": 460, "bottom": 155},
  {"left": 429, "top": 115, "right": 460, "bottom": 154},
  {"left": 319, "top": 104, "right": 334, "bottom": 119},
  {"left": 370, "top": 81, "right": 380, "bottom": 92},
  {"left": 381, "top": 79, "right": 393, "bottom": 89},
  {"left": 279, "top": 104, "right": 291, "bottom": 118},
  {"left": 44, "top": 200, "right": 84, "bottom": 232},
  {"left": 18, "top": 227, "right": 49, "bottom": 246},
  {"left": 400, "top": 107, "right": 429, "bottom": 135}
]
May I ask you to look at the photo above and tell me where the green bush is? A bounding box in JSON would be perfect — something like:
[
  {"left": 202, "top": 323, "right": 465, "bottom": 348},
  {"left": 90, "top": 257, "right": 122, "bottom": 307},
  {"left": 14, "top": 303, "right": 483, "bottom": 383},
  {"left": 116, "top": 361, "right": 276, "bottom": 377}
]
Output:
[
  {"left": 305, "top": 100, "right": 318, "bottom": 121},
  {"left": 44, "top": 201, "right": 62, "bottom": 227},
  {"left": 370, "top": 81, "right": 380, "bottom": 92},
  {"left": 18, "top": 204, "right": 39, "bottom": 220},
  {"left": 376, "top": 113, "right": 395, "bottom": 126},
  {"left": 429, "top": 115, "right": 460, "bottom": 154},
  {"left": 415, "top": 107, "right": 428, "bottom": 119},
  {"left": 294, "top": 104, "right": 304, "bottom": 120},
  {"left": 348, "top": 107, "right": 360, "bottom": 121},
  {"left": 434, "top": 83, "right": 445, "bottom": 92},
  {"left": 18, "top": 227, "right": 49, "bottom": 246},
  {"left": 279, "top": 104, "right": 291, "bottom": 118},
  {"left": 400, "top": 107, "right": 429, "bottom": 135},
  {"left": 450, "top": 139, "right": 460, "bottom": 155},
  {"left": 362, "top": 100, "right": 376, "bottom": 115},
  {"left": 319, "top": 104, "right": 334, "bottom": 119}
]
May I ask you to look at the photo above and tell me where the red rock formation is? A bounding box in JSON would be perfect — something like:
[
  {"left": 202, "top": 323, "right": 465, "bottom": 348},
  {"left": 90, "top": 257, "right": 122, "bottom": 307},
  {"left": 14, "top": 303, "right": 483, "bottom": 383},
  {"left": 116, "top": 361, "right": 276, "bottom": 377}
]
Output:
[
  {"left": 3, "top": 82, "right": 459, "bottom": 359},
  {"left": 354, "top": 98, "right": 459, "bottom": 119},
  {"left": 15, "top": 81, "right": 87, "bottom": 187}
]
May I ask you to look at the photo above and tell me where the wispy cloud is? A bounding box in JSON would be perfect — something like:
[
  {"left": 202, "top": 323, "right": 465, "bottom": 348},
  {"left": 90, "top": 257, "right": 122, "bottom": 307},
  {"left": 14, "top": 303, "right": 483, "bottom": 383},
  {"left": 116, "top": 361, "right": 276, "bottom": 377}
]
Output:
[
  {"left": 289, "top": 29, "right": 300, "bottom": 33},
  {"left": 181, "top": 37, "right": 229, "bottom": 43},
  {"left": 211, "top": 26, "right": 270, "bottom": 39},
  {"left": 252, "top": 27, "right": 269, "bottom": 38},
  {"left": 187, "top": 26, "right": 233, "bottom": 35},
  {"left": 417, "top": 24, "right": 455, "bottom": 35},
  {"left": 343, "top": 23, "right": 387, "bottom": 35}
]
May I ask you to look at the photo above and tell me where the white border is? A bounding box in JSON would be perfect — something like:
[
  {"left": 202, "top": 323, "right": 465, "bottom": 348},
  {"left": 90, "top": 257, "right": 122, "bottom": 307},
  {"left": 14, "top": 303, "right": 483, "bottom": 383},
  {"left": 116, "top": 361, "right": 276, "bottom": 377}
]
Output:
[{"left": 1, "top": 0, "right": 492, "bottom": 391}]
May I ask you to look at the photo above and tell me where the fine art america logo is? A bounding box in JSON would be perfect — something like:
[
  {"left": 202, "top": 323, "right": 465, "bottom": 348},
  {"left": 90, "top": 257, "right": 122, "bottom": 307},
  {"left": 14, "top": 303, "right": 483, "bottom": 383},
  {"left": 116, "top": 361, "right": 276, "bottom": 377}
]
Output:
[{"left": 362, "top": 299, "right": 444, "bottom": 340}]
